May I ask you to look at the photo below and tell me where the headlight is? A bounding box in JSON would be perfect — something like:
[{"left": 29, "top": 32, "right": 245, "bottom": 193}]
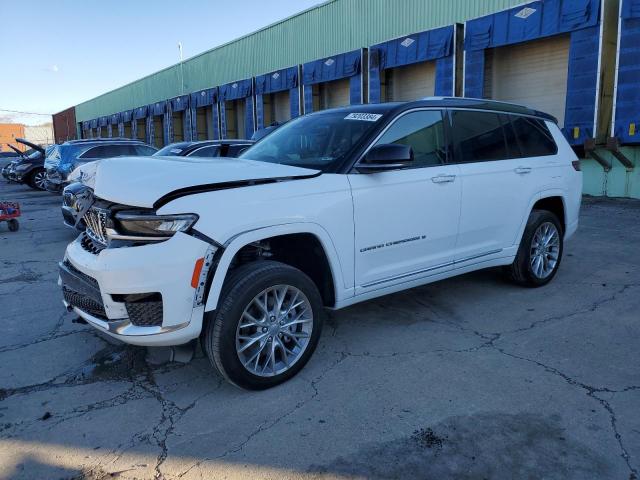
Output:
[{"left": 113, "top": 212, "right": 198, "bottom": 238}]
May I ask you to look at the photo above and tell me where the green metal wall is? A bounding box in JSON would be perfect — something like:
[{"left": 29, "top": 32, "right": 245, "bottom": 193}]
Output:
[
  {"left": 583, "top": 148, "right": 640, "bottom": 198},
  {"left": 75, "top": 0, "right": 527, "bottom": 121}
]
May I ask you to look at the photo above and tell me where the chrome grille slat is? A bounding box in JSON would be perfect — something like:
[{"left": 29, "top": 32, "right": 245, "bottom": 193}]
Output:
[{"left": 84, "top": 207, "right": 109, "bottom": 246}]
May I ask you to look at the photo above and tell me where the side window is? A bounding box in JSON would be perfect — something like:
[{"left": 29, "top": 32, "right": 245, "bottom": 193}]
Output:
[
  {"left": 510, "top": 116, "right": 557, "bottom": 157},
  {"left": 187, "top": 145, "right": 220, "bottom": 158},
  {"left": 227, "top": 144, "right": 250, "bottom": 157},
  {"left": 78, "top": 146, "right": 101, "bottom": 159},
  {"left": 79, "top": 144, "right": 135, "bottom": 159},
  {"left": 374, "top": 110, "right": 446, "bottom": 167},
  {"left": 134, "top": 145, "right": 157, "bottom": 156},
  {"left": 451, "top": 110, "right": 510, "bottom": 162}
]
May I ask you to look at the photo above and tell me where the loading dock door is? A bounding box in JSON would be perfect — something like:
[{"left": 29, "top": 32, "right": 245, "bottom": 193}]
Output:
[
  {"left": 195, "top": 107, "right": 207, "bottom": 140},
  {"left": 225, "top": 100, "right": 246, "bottom": 139},
  {"left": 313, "top": 78, "right": 350, "bottom": 111},
  {"left": 273, "top": 91, "right": 290, "bottom": 123},
  {"left": 263, "top": 91, "right": 291, "bottom": 125},
  {"left": 385, "top": 61, "right": 436, "bottom": 102},
  {"left": 153, "top": 116, "right": 163, "bottom": 148},
  {"left": 172, "top": 112, "right": 184, "bottom": 142},
  {"left": 484, "top": 35, "right": 570, "bottom": 127},
  {"left": 136, "top": 119, "right": 145, "bottom": 141},
  {"left": 123, "top": 123, "right": 132, "bottom": 138},
  {"left": 99, "top": 126, "right": 107, "bottom": 138}
]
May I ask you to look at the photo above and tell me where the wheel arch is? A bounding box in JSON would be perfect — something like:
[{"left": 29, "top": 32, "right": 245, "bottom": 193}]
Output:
[
  {"left": 514, "top": 190, "right": 567, "bottom": 248},
  {"left": 204, "top": 223, "right": 346, "bottom": 313}
]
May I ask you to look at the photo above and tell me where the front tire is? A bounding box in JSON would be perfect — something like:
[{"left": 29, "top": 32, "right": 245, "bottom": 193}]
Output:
[
  {"left": 28, "top": 168, "right": 46, "bottom": 190},
  {"left": 506, "top": 210, "right": 563, "bottom": 287},
  {"left": 204, "top": 261, "right": 324, "bottom": 390}
]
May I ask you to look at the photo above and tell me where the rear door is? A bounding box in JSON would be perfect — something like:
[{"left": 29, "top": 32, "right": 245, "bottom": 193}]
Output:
[
  {"left": 349, "top": 109, "right": 461, "bottom": 292},
  {"left": 451, "top": 109, "right": 538, "bottom": 262}
]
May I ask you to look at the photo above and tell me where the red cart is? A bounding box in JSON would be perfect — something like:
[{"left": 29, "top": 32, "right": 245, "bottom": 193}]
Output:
[{"left": 0, "top": 201, "right": 20, "bottom": 232}]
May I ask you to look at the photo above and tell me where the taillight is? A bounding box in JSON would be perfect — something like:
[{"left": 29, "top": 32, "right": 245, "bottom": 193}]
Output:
[{"left": 572, "top": 160, "right": 581, "bottom": 171}]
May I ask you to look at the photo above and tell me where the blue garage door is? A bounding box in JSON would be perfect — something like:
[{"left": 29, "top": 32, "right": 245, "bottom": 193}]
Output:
[
  {"left": 302, "top": 49, "right": 363, "bottom": 113},
  {"left": 464, "top": 0, "right": 602, "bottom": 145},
  {"left": 132, "top": 106, "right": 149, "bottom": 142},
  {"left": 149, "top": 101, "right": 168, "bottom": 148},
  {"left": 219, "top": 78, "right": 254, "bottom": 139},
  {"left": 369, "top": 25, "right": 456, "bottom": 103},
  {"left": 614, "top": 0, "right": 640, "bottom": 144},
  {"left": 190, "top": 88, "right": 219, "bottom": 140},
  {"left": 255, "top": 66, "right": 300, "bottom": 131},
  {"left": 168, "top": 95, "right": 191, "bottom": 142}
]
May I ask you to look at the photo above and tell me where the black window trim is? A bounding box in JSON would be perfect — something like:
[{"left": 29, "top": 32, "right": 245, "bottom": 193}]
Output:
[
  {"left": 350, "top": 107, "right": 452, "bottom": 173},
  {"left": 446, "top": 108, "right": 558, "bottom": 165}
]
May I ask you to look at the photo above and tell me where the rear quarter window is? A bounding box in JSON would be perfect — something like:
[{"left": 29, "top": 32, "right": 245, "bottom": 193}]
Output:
[{"left": 510, "top": 116, "right": 557, "bottom": 157}]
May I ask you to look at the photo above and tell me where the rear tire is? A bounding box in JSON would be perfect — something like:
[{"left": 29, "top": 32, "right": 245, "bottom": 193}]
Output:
[
  {"left": 204, "top": 260, "right": 324, "bottom": 390},
  {"left": 505, "top": 210, "right": 563, "bottom": 287},
  {"left": 28, "top": 168, "right": 46, "bottom": 190}
]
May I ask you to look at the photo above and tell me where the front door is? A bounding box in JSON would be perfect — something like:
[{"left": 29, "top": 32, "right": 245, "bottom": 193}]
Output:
[{"left": 349, "top": 109, "right": 461, "bottom": 293}]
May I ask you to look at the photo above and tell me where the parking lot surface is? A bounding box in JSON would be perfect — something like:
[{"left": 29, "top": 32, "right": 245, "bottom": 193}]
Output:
[{"left": 0, "top": 179, "right": 638, "bottom": 480}]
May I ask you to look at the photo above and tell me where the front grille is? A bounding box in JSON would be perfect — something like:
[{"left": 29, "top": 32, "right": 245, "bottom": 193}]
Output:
[
  {"left": 84, "top": 207, "right": 109, "bottom": 245},
  {"left": 126, "top": 300, "right": 163, "bottom": 327},
  {"left": 80, "top": 232, "right": 105, "bottom": 254},
  {"left": 63, "top": 286, "right": 107, "bottom": 319},
  {"left": 63, "top": 260, "right": 99, "bottom": 290}
]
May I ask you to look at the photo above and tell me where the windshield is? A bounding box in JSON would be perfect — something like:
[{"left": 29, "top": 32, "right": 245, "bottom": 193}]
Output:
[
  {"left": 154, "top": 144, "right": 190, "bottom": 156},
  {"left": 239, "top": 112, "right": 380, "bottom": 171}
]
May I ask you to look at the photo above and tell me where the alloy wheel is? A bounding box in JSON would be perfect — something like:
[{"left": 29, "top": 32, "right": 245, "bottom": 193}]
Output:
[
  {"left": 235, "top": 284, "right": 313, "bottom": 377},
  {"left": 530, "top": 222, "right": 560, "bottom": 279},
  {"left": 34, "top": 171, "right": 47, "bottom": 190}
]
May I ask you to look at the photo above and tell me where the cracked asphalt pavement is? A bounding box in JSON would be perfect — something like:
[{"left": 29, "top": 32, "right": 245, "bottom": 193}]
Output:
[{"left": 1, "top": 179, "right": 639, "bottom": 480}]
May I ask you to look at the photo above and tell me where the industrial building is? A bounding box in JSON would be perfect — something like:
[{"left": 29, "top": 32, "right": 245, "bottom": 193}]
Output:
[{"left": 52, "top": 0, "right": 640, "bottom": 198}]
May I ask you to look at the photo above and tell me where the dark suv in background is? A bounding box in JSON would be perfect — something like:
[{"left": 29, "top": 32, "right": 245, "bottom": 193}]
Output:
[
  {"left": 3, "top": 139, "right": 52, "bottom": 190},
  {"left": 44, "top": 138, "right": 157, "bottom": 192}
]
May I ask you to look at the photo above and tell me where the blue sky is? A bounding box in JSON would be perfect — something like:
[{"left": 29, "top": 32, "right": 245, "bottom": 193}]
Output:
[{"left": 0, "top": 0, "right": 322, "bottom": 124}]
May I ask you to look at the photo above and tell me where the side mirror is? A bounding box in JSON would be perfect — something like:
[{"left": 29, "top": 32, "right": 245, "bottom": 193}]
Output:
[{"left": 356, "top": 144, "right": 413, "bottom": 172}]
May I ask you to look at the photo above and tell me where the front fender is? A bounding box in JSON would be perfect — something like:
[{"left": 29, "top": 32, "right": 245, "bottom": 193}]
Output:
[{"left": 204, "top": 222, "right": 350, "bottom": 312}]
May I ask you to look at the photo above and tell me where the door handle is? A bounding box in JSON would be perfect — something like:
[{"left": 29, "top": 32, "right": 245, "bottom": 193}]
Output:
[
  {"left": 514, "top": 166, "right": 532, "bottom": 174},
  {"left": 431, "top": 174, "right": 456, "bottom": 184}
]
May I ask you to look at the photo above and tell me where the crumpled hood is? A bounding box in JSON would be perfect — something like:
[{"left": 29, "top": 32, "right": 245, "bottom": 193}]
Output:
[{"left": 91, "top": 156, "right": 320, "bottom": 208}]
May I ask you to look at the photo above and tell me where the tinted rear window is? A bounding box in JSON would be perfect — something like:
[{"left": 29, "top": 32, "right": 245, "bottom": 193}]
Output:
[{"left": 510, "top": 116, "right": 557, "bottom": 157}]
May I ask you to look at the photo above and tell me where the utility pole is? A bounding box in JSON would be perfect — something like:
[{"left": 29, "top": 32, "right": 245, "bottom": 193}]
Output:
[{"left": 178, "top": 42, "right": 185, "bottom": 95}]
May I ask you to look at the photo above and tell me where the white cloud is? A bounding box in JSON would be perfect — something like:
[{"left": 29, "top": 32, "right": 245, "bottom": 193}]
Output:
[{"left": 47, "top": 64, "right": 59, "bottom": 73}]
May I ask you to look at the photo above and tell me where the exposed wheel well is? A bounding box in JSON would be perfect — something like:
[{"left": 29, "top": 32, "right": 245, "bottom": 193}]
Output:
[
  {"left": 532, "top": 196, "right": 565, "bottom": 232},
  {"left": 227, "top": 233, "right": 336, "bottom": 307}
]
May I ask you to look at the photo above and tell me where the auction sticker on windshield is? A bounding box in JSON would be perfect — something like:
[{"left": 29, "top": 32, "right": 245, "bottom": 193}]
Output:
[{"left": 344, "top": 113, "right": 382, "bottom": 122}]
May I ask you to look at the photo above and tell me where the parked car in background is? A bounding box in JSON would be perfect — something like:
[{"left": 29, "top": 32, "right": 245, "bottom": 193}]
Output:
[
  {"left": 153, "top": 139, "right": 254, "bottom": 158},
  {"left": 59, "top": 98, "right": 582, "bottom": 390},
  {"left": 0, "top": 150, "right": 21, "bottom": 173},
  {"left": 4, "top": 139, "right": 52, "bottom": 190},
  {"left": 60, "top": 139, "right": 254, "bottom": 229},
  {"left": 0, "top": 151, "right": 21, "bottom": 159},
  {"left": 44, "top": 138, "right": 157, "bottom": 193}
]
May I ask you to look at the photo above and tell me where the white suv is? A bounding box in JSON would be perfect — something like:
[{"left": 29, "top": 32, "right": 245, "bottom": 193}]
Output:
[{"left": 59, "top": 98, "right": 582, "bottom": 389}]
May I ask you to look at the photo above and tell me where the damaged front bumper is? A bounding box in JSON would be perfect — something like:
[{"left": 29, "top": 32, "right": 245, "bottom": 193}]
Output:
[{"left": 60, "top": 232, "right": 216, "bottom": 346}]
